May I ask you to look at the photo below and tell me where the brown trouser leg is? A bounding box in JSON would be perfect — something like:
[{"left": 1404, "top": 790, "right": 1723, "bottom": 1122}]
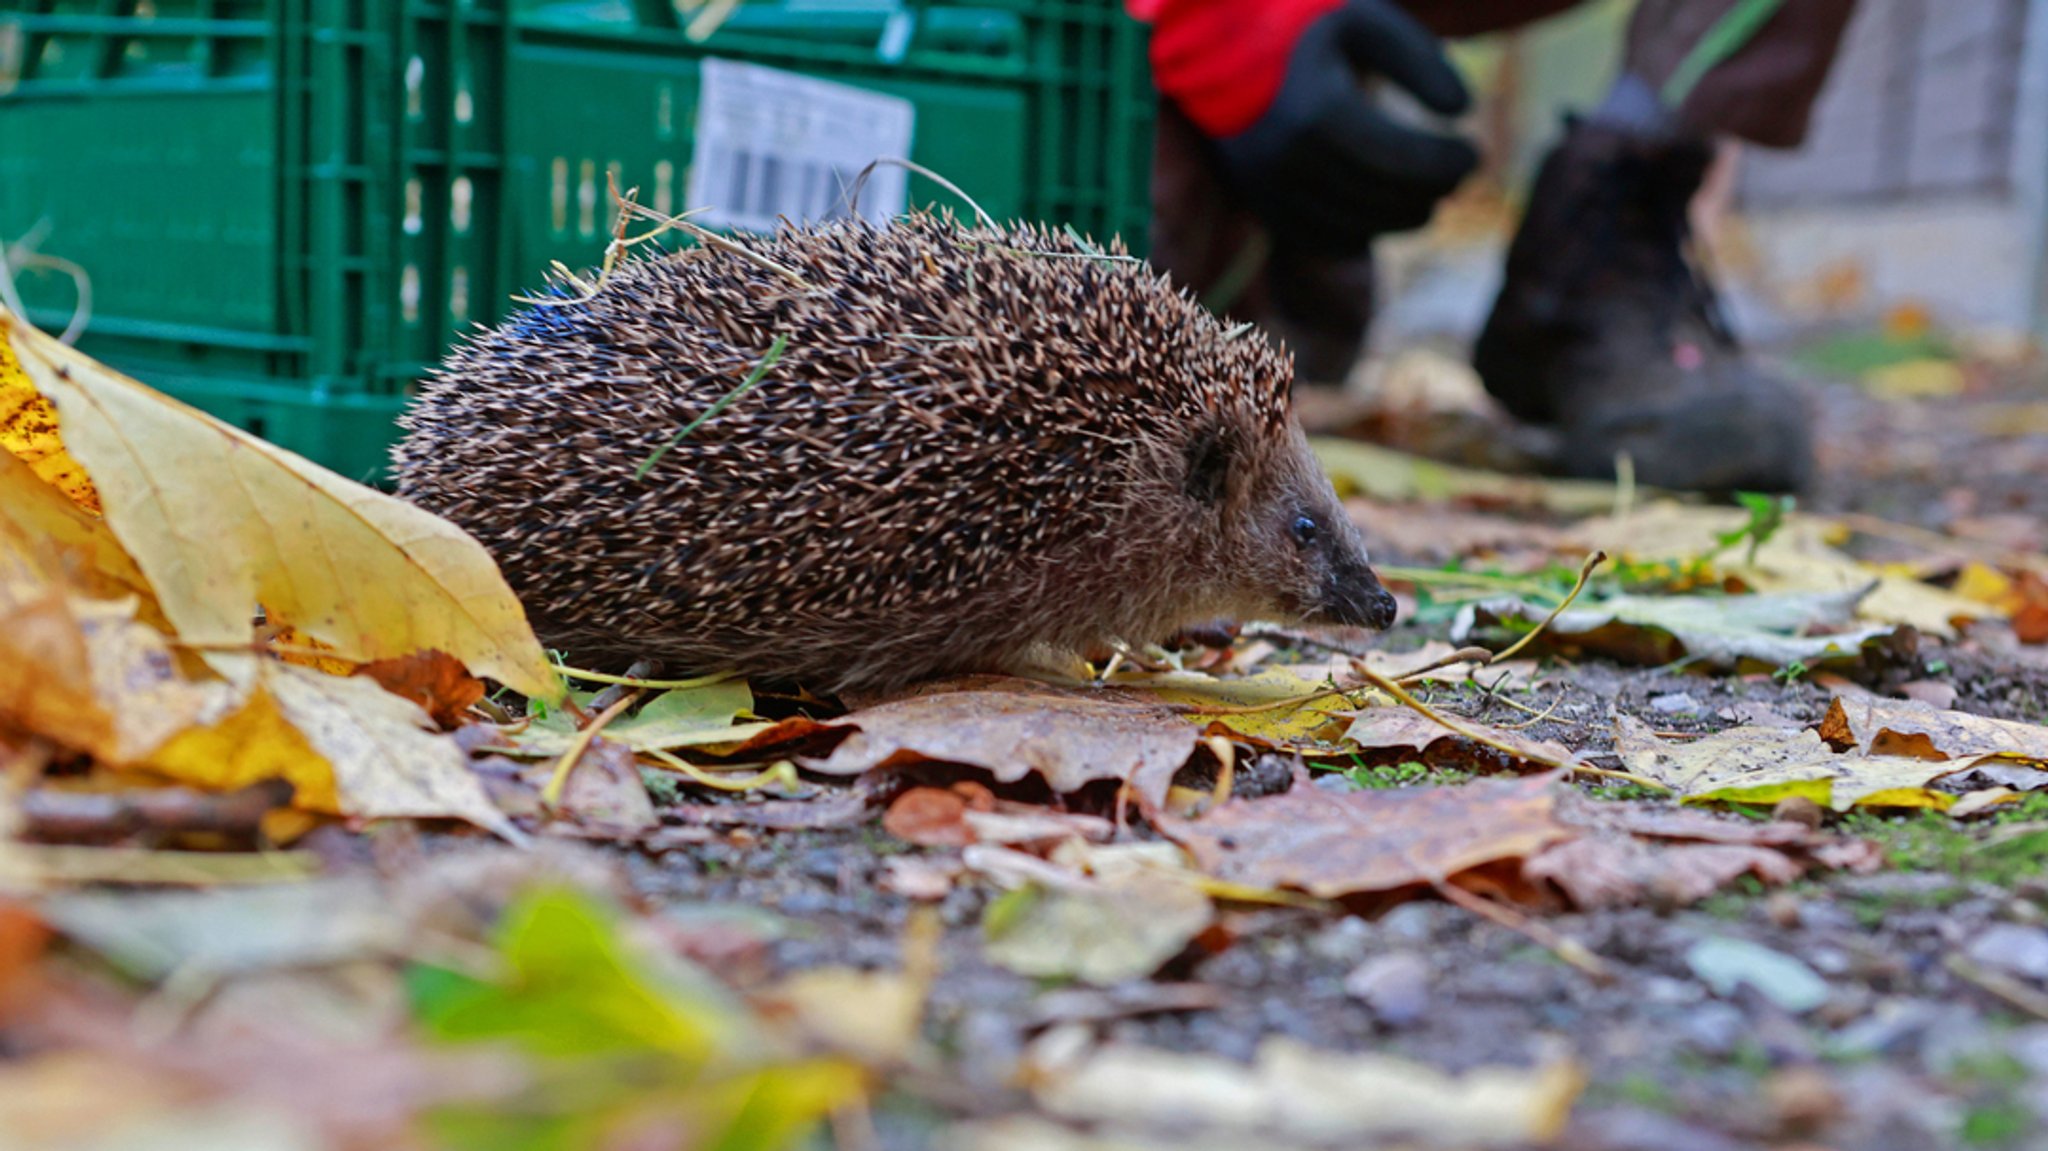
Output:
[{"left": 1147, "top": 0, "right": 1858, "bottom": 378}]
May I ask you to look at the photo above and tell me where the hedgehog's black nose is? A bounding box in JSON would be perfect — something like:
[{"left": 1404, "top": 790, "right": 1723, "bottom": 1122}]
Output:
[{"left": 1315, "top": 554, "right": 1399, "bottom": 630}]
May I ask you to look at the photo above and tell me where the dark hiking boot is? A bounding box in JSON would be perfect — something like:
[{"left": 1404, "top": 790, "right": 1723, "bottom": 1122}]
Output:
[{"left": 1472, "top": 118, "right": 1812, "bottom": 494}]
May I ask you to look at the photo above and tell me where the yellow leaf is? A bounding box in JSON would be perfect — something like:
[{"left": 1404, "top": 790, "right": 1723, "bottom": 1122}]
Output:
[
  {"left": 0, "top": 540, "right": 218, "bottom": 765},
  {"left": 0, "top": 313, "right": 561, "bottom": 704},
  {"left": 1146, "top": 667, "right": 1363, "bottom": 743},
  {"left": 147, "top": 685, "right": 339, "bottom": 812},
  {"left": 1954, "top": 562, "right": 2016, "bottom": 607},
  {"left": 217, "top": 655, "right": 522, "bottom": 841},
  {"left": 0, "top": 335, "right": 99, "bottom": 513},
  {"left": 0, "top": 451, "right": 158, "bottom": 622}
]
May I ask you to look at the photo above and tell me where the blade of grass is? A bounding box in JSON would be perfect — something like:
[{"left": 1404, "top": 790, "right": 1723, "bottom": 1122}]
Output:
[{"left": 635, "top": 334, "right": 789, "bottom": 479}]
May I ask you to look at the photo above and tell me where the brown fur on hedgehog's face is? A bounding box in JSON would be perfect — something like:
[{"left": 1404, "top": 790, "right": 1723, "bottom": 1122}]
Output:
[{"left": 1176, "top": 412, "right": 1399, "bottom": 634}]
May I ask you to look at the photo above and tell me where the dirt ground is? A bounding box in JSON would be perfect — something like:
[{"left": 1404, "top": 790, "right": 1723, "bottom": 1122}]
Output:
[{"left": 567, "top": 355, "right": 2048, "bottom": 1151}]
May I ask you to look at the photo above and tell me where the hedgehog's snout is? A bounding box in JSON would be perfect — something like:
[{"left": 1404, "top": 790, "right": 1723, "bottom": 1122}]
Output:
[
  {"left": 1315, "top": 549, "right": 1400, "bottom": 631},
  {"left": 1276, "top": 504, "right": 1398, "bottom": 631}
]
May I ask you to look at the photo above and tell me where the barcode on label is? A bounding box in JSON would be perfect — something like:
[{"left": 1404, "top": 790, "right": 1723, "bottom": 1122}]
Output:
[{"left": 688, "top": 59, "right": 917, "bottom": 233}]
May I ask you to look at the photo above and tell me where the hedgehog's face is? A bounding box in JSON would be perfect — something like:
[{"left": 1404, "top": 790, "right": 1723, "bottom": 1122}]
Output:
[{"left": 1186, "top": 419, "right": 1398, "bottom": 632}]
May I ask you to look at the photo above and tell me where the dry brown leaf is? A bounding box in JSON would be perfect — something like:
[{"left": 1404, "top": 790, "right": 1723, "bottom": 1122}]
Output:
[
  {"left": 0, "top": 313, "right": 560, "bottom": 702},
  {"left": 0, "top": 544, "right": 223, "bottom": 767},
  {"left": 805, "top": 677, "right": 1198, "bottom": 805},
  {"left": 1526, "top": 837, "right": 1805, "bottom": 908},
  {"left": 1819, "top": 696, "right": 2048, "bottom": 763},
  {"left": 881, "top": 784, "right": 994, "bottom": 847},
  {"left": 0, "top": 902, "right": 48, "bottom": 1017},
  {"left": 355, "top": 650, "right": 487, "bottom": 730},
  {"left": 1157, "top": 774, "right": 1572, "bottom": 899}
]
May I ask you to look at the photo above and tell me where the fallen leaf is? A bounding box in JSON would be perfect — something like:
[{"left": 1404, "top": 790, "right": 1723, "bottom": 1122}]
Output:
[
  {"left": 516, "top": 739, "right": 656, "bottom": 837},
  {"left": 1526, "top": 835, "right": 1804, "bottom": 908},
  {"left": 806, "top": 677, "right": 1198, "bottom": 806},
  {"left": 0, "top": 336, "right": 98, "bottom": 511},
  {"left": 0, "top": 902, "right": 48, "bottom": 1015},
  {"left": 983, "top": 870, "right": 1214, "bottom": 985},
  {"left": 210, "top": 656, "right": 522, "bottom": 840},
  {"left": 1615, "top": 716, "right": 1964, "bottom": 810},
  {"left": 1025, "top": 1031, "right": 1581, "bottom": 1148},
  {"left": 355, "top": 651, "right": 486, "bottom": 730},
  {"left": 761, "top": 968, "right": 924, "bottom": 1064},
  {"left": 1, "top": 313, "right": 560, "bottom": 702},
  {"left": 1819, "top": 696, "right": 2048, "bottom": 763},
  {"left": 1314, "top": 435, "right": 1621, "bottom": 516},
  {"left": 0, "top": 549, "right": 221, "bottom": 766},
  {"left": 507, "top": 680, "right": 768, "bottom": 756},
  {"left": 1142, "top": 667, "right": 1363, "bottom": 744},
  {"left": 879, "top": 857, "right": 957, "bottom": 902},
  {"left": 39, "top": 878, "right": 399, "bottom": 981},
  {"left": 1573, "top": 502, "right": 1986, "bottom": 638},
  {"left": 882, "top": 786, "right": 988, "bottom": 848},
  {"left": 1158, "top": 774, "right": 1572, "bottom": 900},
  {"left": 1455, "top": 585, "right": 1901, "bottom": 671},
  {"left": 0, "top": 450, "right": 151, "bottom": 614}
]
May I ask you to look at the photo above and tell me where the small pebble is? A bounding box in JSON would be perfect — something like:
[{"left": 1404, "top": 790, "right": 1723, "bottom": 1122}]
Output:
[
  {"left": 1765, "top": 1065, "right": 1843, "bottom": 1135},
  {"left": 1650, "top": 692, "right": 1699, "bottom": 714},
  {"left": 1343, "top": 951, "right": 1431, "bottom": 1027},
  {"left": 1964, "top": 923, "right": 2048, "bottom": 981}
]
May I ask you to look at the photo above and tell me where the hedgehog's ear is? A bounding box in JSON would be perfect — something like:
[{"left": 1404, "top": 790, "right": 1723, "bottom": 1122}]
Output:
[{"left": 1184, "top": 423, "right": 1234, "bottom": 506}]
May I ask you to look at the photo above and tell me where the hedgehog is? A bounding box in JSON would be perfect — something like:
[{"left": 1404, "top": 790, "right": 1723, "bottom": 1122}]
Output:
[{"left": 393, "top": 214, "right": 1397, "bottom": 694}]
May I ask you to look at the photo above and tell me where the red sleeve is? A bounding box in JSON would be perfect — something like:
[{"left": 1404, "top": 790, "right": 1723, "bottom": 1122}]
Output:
[{"left": 1127, "top": 0, "right": 1345, "bottom": 137}]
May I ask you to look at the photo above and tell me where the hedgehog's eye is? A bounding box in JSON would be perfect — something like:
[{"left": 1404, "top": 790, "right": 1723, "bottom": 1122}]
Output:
[
  {"left": 1291, "top": 516, "right": 1319, "bottom": 548},
  {"left": 1184, "top": 427, "right": 1232, "bottom": 506}
]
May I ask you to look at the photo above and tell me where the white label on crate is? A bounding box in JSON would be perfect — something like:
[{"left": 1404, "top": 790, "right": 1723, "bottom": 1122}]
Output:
[{"left": 688, "top": 58, "right": 916, "bottom": 233}]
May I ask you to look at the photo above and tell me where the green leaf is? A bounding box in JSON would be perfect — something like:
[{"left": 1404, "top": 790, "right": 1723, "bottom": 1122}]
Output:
[
  {"left": 509, "top": 680, "right": 766, "bottom": 755},
  {"left": 408, "top": 887, "right": 726, "bottom": 1061}
]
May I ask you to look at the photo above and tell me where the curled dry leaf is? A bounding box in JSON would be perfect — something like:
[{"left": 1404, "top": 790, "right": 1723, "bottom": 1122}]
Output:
[
  {"left": 0, "top": 546, "right": 221, "bottom": 767},
  {"left": 882, "top": 784, "right": 994, "bottom": 848},
  {"left": 1615, "top": 715, "right": 1966, "bottom": 811},
  {"left": 1157, "top": 774, "right": 1572, "bottom": 900},
  {"left": 0, "top": 313, "right": 559, "bottom": 703},
  {"left": 805, "top": 677, "right": 1198, "bottom": 806},
  {"left": 1819, "top": 696, "right": 2048, "bottom": 763},
  {"left": 1454, "top": 585, "right": 1903, "bottom": 672},
  {"left": 354, "top": 650, "right": 485, "bottom": 730}
]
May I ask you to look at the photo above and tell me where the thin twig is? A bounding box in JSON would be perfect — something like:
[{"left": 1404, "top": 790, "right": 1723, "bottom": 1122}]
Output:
[
  {"left": 1433, "top": 876, "right": 1613, "bottom": 982},
  {"left": 542, "top": 690, "right": 640, "bottom": 809},
  {"left": 1347, "top": 661, "right": 1569, "bottom": 771},
  {"left": 1393, "top": 646, "right": 1499, "bottom": 685},
  {"left": 1947, "top": 953, "right": 2048, "bottom": 1021},
  {"left": 553, "top": 664, "right": 737, "bottom": 691},
  {"left": 642, "top": 748, "right": 799, "bottom": 793},
  {"left": 1488, "top": 550, "right": 1607, "bottom": 665},
  {"left": 636, "top": 333, "right": 790, "bottom": 478}
]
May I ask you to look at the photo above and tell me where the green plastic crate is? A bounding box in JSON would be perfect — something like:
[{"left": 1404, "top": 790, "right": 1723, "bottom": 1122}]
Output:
[{"left": 0, "top": 0, "right": 1154, "bottom": 481}]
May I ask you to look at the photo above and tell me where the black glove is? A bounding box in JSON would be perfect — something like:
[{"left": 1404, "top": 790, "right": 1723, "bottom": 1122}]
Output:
[{"left": 1194, "top": 0, "right": 1479, "bottom": 253}]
